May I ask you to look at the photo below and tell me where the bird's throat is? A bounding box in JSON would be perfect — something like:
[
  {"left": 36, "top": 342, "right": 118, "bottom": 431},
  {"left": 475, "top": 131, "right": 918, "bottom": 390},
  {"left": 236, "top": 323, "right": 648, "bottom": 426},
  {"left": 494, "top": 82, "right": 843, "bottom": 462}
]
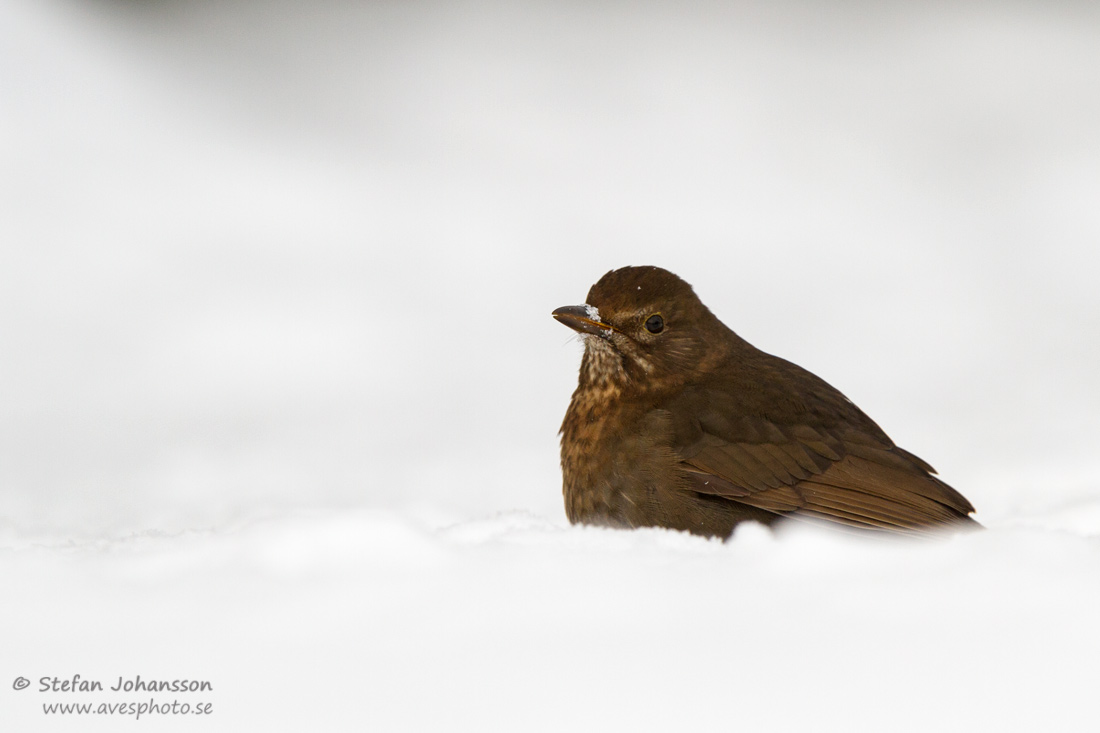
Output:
[{"left": 580, "top": 335, "right": 628, "bottom": 395}]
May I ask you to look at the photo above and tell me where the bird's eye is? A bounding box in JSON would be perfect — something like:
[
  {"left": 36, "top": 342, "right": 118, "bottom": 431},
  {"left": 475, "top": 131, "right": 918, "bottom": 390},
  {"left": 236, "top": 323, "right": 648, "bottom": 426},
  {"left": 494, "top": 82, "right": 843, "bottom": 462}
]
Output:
[{"left": 644, "top": 314, "right": 664, "bottom": 334}]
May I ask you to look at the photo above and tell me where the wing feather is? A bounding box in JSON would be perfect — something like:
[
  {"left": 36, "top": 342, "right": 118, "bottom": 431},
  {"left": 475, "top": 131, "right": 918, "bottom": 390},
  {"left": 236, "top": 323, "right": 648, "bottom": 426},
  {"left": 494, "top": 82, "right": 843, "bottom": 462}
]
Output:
[{"left": 666, "top": 386, "right": 977, "bottom": 532}]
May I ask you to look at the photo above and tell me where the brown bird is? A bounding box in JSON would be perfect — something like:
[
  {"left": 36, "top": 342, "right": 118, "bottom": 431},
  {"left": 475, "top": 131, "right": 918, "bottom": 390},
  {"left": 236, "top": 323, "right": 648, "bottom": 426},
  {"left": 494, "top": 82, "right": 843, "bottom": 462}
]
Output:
[{"left": 554, "top": 265, "right": 978, "bottom": 538}]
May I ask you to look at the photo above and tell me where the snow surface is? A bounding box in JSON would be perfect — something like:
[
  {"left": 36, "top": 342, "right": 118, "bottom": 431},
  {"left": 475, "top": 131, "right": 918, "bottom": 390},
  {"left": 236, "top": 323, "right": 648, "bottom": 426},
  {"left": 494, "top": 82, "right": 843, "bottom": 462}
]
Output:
[
  {"left": 5, "top": 510, "right": 1100, "bottom": 731},
  {"left": 3, "top": 0, "right": 1100, "bottom": 730}
]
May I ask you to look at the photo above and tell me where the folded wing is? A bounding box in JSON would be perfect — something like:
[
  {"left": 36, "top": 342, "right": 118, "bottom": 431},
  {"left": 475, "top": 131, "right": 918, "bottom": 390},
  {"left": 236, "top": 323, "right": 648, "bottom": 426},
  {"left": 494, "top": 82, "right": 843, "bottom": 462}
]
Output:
[{"left": 665, "top": 386, "right": 977, "bottom": 535}]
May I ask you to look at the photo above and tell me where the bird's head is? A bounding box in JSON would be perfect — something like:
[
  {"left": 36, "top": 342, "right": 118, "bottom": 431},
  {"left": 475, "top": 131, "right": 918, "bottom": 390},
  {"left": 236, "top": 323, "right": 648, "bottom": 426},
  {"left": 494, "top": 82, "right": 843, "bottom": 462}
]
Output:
[{"left": 553, "top": 266, "right": 734, "bottom": 392}]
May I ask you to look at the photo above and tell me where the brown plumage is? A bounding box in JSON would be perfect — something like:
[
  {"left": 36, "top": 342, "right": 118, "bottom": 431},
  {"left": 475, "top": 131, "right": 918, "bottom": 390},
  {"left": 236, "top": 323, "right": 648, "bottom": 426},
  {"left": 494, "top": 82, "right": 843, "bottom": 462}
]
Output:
[{"left": 554, "top": 265, "right": 978, "bottom": 538}]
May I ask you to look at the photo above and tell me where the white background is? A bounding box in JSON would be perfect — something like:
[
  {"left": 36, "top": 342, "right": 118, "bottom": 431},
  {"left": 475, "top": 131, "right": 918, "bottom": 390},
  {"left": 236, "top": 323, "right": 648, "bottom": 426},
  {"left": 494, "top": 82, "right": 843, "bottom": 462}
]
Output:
[{"left": 2, "top": 1, "right": 1099, "bottom": 730}]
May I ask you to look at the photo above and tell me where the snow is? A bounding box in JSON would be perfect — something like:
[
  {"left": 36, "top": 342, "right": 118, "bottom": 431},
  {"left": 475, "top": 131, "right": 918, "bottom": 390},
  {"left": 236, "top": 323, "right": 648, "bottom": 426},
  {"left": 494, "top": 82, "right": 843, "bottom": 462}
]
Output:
[
  {"left": 585, "top": 303, "right": 602, "bottom": 323},
  {"left": 3, "top": 0, "right": 1100, "bottom": 731},
  {"left": 5, "top": 510, "right": 1100, "bottom": 731}
]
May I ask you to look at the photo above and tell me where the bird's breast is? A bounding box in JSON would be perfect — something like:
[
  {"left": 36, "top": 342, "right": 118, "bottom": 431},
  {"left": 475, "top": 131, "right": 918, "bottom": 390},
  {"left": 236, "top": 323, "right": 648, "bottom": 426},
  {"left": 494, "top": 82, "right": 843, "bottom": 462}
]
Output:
[{"left": 559, "top": 386, "right": 681, "bottom": 528}]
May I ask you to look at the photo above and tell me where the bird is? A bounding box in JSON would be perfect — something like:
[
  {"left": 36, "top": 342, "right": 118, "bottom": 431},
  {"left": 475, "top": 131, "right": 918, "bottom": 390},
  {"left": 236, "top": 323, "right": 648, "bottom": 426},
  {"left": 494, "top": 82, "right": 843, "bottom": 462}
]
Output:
[{"left": 553, "top": 265, "right": 978, "bottom": 538}]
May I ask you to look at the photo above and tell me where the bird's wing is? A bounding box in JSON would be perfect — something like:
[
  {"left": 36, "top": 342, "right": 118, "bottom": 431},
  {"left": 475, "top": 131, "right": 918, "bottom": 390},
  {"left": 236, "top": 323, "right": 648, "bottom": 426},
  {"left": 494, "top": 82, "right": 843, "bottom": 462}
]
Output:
[{"left": 664, "top": 387, "right": 977, "bottom": 534}]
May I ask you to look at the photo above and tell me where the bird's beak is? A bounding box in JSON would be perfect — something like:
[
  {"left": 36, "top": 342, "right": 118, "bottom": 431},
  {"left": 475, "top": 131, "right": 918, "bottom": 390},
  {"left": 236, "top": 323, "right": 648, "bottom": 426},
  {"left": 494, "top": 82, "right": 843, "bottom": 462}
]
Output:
[{"left": 552, "top": 305, "right": 614, "bottom": 337}]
